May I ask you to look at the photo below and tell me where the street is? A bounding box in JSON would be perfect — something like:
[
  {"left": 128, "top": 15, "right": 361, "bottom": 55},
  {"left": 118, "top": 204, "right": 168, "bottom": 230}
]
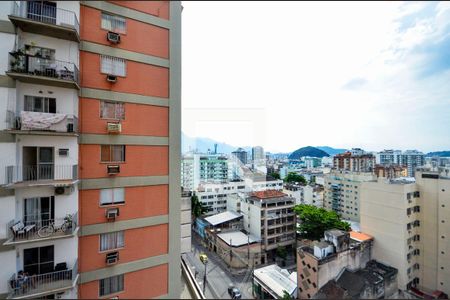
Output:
[{"left": 184, "top": 234, "right": 254, "bottom": 299}]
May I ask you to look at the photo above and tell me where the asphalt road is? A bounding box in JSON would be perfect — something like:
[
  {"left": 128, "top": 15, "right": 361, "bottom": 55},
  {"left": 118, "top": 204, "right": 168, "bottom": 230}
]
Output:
[{"left": 184, "top": 235, "right": 254, "bottom": 299}]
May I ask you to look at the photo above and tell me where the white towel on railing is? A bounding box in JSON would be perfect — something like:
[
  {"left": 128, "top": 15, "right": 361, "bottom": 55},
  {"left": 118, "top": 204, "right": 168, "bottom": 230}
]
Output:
[{"left": 20, "top": 111, "right": 66, "bottom": 130}]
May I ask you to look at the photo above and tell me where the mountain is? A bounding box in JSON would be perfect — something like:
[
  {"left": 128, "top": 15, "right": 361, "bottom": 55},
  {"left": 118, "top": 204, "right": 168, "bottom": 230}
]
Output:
[
  {"left": 426, "top": 151, "right": 450, "bottom": 157},
  {"left": 316, "top": 146, "right": 347, "bottom": 156},
  {"left": 182, "top": 133, "right": 251, "bottom": 154},
  {"left": 288, "top": 146, "right": 330, "bottom": 159}
]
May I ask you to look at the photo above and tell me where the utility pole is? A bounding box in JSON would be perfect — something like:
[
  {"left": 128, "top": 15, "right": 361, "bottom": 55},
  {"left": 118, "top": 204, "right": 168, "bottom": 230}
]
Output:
[
  {"left": 203, "top": 261, "right": 207, "bottom": 295},
  {"left": 247, "top": 232, "right": 250, "bottom": 267}
]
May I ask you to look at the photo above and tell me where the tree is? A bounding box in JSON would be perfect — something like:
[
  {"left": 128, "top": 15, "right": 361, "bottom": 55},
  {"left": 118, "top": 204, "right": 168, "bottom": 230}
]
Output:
[
  {"left": 280, "top": 290, "right": 292, "bottom": 300},
  {"left": 276, "top": 246, "right": 287, "bottom": 260},
  {"left": 191, "top": 193, "right": 207, "bottom": 219},
  {"left": 284, "top": 172, "right": 307, "bottom": 185},
  {"left": 269, "top": 172, "right": 280, "bottom": 180},
  {"left": 294, "top": 204, "right": 351, "bottom": 240}
]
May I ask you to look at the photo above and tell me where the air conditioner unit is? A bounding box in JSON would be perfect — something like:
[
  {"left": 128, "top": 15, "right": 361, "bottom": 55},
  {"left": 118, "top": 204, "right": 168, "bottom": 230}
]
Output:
[
  {"left": 58, "top": 148, "right": 69, "bottom": 156},
  {"left": 55, "top": 186, "right": 74, "bottom": 195},
  {"left": 106, "top": 74, "right": 117, "bottom": 83},
  {"left": 107, "top": 31, "right": 121, "bottom": 44},
  {"left": 106, "top": 252, "right": 119, "bottom": 265},
  {"left": 107, "top": 122, "right": 121, "bottom": 133},
  {"left": 106, "top": 207, "right": 119, "bottom": 220},
  {"left": 107, "top": 165, "right": 120, "bottom": 175}
]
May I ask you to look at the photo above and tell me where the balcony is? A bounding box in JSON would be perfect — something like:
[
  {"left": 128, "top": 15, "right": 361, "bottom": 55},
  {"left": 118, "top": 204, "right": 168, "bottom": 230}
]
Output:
[
  {"left": 7, "top": 260, "right": 78, "bottom": 299},
  {"left": 9, "top": 1, "right": 80, "bottom": 42},
  {"left": 6, "top": 111, "right": 78, "bottom": 136},
  {"left": 1, "top": 165, "right": 78, "bottom": 188},
  {"left": 4, "top": 213, "right": 78, "bottom": 245},
  {"left": 7, "top": 52, "right": 79, "bottom": 89}
]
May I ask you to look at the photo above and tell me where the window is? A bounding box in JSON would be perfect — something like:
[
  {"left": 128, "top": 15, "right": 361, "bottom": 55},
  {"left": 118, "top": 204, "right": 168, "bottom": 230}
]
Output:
[
  {"left": 24, "top": 96, "right": 56, "bottom": 113},
  {"left": 100, "top": 231, "right": 124, "bottom": 251},
  {"left": 101, "top": 145, "right": 125, "bottom": 162},
  {"left": 100, "top": 188, "right": 125, "bottom": 206},
  {"left": 100, "top": 101, "right": 125, "bottom": 120},
  {"left": 101, "top": 13, "right": 126, "bottom": 34},
  {"left": 99, "top": 274, "right": 124, "bottom": 296},
  {"left": 101, "top": 55, "right": 126, "bottom": 76}
]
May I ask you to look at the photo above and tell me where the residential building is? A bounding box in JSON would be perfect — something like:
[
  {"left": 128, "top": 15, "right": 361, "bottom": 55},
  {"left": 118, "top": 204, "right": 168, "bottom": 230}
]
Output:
[
  {"left": 181, "top": 153, "right": 228, "bottom": 190},
  {"left": 244, "top": 174, "right": 283, "bottom": 192},
  {"left": 333, "top": 149, "right": 376, "bottom": 173},
  {"left": 232, "top": 147, "right": 248, "bottom": 165},
  {"left": 374, "top": 164, "right": 407, "bottom": 179},
  {"left": 228, "top": 190, "right": 296, "bottom": 262},
  {"left": 283, "top": 183, "right": 324, "bottom": 208},
  {"left": 400, "top": 150, "right": 425, "bottom": 177},
  {"left": 376, "top": 149, "right": 402, "bottom": 165},
  {"left": 253, "top": 264, "right": 297, "bottom": 299},
  {"left": 324, "top": 170, "right": 376, "bottom": 222},
  {"left": 196, "top": 180, "right": 246, "bottom": 215},
  {"left": 0, "top": 1, "right": 80, "bottom": 298},
  {"left": 360, "top": 168, "right": 450, "bottom": 296},
  {"left": 77, "top": 1, "right": 181, "bottom": 299},
  {"left": 252, "top": 146, "right": 265, "bottom": 162},
  {"left": 181, "top": 191, "right": 192, "bottom": 254},
  {"left": 297, "top": 230, "right": 390, "bottom": 299}
]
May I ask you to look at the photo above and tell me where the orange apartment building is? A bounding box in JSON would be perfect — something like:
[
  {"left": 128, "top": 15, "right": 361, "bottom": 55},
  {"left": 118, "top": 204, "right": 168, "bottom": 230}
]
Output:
[{"left": 77, "top": 1, "right": 181, "bottom": 299}]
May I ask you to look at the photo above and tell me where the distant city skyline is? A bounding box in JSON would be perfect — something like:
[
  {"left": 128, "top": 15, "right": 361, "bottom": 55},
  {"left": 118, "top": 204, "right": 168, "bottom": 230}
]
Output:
[{"left": 182, "top": 1, "right": 450, "bottom": 153}]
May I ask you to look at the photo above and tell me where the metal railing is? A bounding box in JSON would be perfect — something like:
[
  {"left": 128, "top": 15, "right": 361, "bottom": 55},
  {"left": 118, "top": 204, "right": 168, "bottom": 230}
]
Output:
[
  {"left": 11, "top": 1, "right": 79, "bottom": 33},
  {"left": 6, "top": 111, "right": 78, "bottom": 133},
  {"left": 6, "top": 212, "right": 78, "bottom": 242},
  {"left": 3, "top": 165, "right": 78, "bottom": 185},
  {"left": 9, "top": 53, "right": 79, "bottom": 84},
  {"left": 8, "top": 259, "right": 78, "bottom": 298}
]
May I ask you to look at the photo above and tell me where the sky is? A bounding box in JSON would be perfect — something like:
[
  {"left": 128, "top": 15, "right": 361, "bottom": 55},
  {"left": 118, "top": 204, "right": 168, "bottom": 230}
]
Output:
[{"left": 181, "top": 1, "right": 450, "bottom": 153}]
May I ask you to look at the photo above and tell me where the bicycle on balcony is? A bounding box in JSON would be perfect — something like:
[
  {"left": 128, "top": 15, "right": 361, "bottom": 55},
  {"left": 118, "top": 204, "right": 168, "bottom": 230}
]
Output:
[{"left": 37, "top": 215, "right": 73, "bottom": 238}]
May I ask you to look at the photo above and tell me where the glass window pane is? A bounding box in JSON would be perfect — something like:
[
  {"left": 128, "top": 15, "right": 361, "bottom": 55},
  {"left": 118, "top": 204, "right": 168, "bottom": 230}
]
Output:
[
  {"left": 101, "top": 145, "right": 111, "bottom": 162},
  {"left": 113, "top": 188, "right": 124, "bottom": 204}
]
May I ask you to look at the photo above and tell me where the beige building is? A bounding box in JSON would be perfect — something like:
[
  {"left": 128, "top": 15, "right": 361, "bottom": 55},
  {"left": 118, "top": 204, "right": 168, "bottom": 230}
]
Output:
[
  {"left": 324, "top": 170, "right": 376, "bottom": 222},
  {"left": 360, "top": 168, "right": 450, "bottom": 296}
]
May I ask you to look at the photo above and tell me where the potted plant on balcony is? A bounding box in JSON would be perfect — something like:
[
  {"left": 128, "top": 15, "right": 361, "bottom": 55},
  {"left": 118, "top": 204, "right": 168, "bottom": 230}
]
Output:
[
  {"left": 63, "top": 214, "right": 73, "bottom": 232},
  {"left": 9, "top": 48, "right": 25, "bottom": 72}
]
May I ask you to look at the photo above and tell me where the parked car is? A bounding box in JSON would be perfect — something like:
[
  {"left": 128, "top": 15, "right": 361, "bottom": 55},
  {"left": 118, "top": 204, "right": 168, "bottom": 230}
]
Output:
[
  {"left": 199, "top": 253, "right": 208, "bottom": 264},
  {"left": 228, "top": 285, "right": 242, "bottom": 299}
]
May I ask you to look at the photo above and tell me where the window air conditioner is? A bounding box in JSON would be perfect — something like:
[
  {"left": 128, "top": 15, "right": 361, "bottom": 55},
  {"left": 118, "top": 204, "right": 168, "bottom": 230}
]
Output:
[
  {"left": 107, "top": 165, "right": 120, "bottom": 175},
  {"left": 55, "top": 186, "right": 74, "bottom": 195},
  {"left": 106, "top": 207, "right": 120, "bottom": 220},
  {"left": 106, "top": 74, "right": 117, "bottom": 82},
  {"left": 106, "top": 252, "right": 119, "bottom": 265},
  {"left": 107, "top": 122, "right": 122, "bottom": 133},
  {"left": 107, "top": 31, "right": 121, "bottom": 44}
]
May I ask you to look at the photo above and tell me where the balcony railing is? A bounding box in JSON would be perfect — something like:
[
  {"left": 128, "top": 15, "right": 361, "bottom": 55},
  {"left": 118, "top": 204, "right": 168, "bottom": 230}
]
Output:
[
  {"left": 6, "top": 111, "right": 78, "bottom": 134},
  {"left": 8, "top": 52, "right": 79, "bottom": 85},
  {"left": 8, "top": 259, "right": 78, "bottom": 299},
  {"left": 5, "top": 213, "right": 78, "bottom": 244},
  {"left": 11, "top": 1, "right": 79, "bottom": 34},
  {"left": 2, "top": 165, "right": 78, "bottom": 186}
]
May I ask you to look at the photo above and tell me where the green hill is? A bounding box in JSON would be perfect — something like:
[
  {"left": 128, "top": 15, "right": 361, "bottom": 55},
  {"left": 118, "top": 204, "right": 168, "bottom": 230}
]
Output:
[{"left": 288, "top": 146, "right": 330, "bottom": 159}]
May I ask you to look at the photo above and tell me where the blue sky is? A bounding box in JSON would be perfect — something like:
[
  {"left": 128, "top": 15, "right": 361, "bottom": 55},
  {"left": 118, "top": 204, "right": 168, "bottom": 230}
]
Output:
[{"left": 181, "top": 1, "right": 450, "bottom": 153}]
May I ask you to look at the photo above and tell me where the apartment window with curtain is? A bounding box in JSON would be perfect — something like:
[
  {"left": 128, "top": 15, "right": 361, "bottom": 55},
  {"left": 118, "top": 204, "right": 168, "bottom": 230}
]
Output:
[
  {"left": 101, "top": 12, "right": 126, "bottom": 34},
  {"left": 100, "top": 101, "right": 125, "bottom": 120},
  {"left": 100, "top": 188, "right": 125, "bottom": 206},
  {"left": 99, "top": 274, "right": 124, "bottom": 296},
  {"left": 101, "top": 55, "right": 126, "bottom": 77},
  {"left": 100, "top": 231, "right": 124, "bottom": 251},
  {"left": 101, "top": 145, "right": 125, "bottom": 162}
]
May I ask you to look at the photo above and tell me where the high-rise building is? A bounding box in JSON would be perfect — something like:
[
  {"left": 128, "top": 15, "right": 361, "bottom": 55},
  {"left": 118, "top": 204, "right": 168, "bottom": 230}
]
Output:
[
  {"left": 77, "top": 1, "right": 181, "bottom": 298},
  {"left": 232, "top": 147, "right": 248, "bottom": 165},
  {"left": 376, "top": 149, "right": 402, "bottom": 165},
  {"left": 324, "top": 170, "right": 376, "bottom": 222},
  {"left": 374, "top": 164, "right": 408, "bottom": 179},
  {"left": 252, "top": 146, "right": 264, "bottom": 162},
  {"left": 181, "top": 153, "right": 228, "bottom": 190},
  {"left": 400, "top": 150, "right": 425, "bottom": 177},
  {"left": 0, "top": 1, "right": 81, "bottom": 298},
  {"left": 360, "top": 168, "right": 450, "bottom": 296},
  {"left": 333, "top": 149, "right": 376, "bottom": 173}
]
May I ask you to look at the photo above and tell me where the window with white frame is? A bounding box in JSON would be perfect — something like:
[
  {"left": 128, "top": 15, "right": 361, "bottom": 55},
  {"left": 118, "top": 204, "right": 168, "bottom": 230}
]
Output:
[
  {"left": 101, "top": 56, "right": 126, "bottom": 77},
  {"left": 100, "top": 101, "right": 125, "bottom": 120},
  {"left": 99, "top": 274, "right": 124, "bottom": 296},
  {"left": 100, "top": 231, "right": 124, "bottom": 251},
  {"left": 101, "top": 13, "right": 126, "bottom": 34},
  {"left": 100, "top": 188, "right": 125, "bottom": 206}
]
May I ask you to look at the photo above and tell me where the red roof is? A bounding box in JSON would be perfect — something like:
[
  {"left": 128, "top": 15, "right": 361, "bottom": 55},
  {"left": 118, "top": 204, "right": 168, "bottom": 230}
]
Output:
[{"left": 251, "top": 190, "right": 286, "bottom": 199}]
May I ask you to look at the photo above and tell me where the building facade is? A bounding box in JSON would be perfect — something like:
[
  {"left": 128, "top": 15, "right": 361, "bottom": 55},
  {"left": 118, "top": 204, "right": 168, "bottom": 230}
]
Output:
[
  {"left": 360, "top": 168, "right": 450, "bottom": 296},
  {"left": 324, "top": 170, "right": 376, "bottom": 222},
  {"left": 181, "top": 153, "right": 228, "bottom": 190},
  {"left": 196, "top": 180, "right": 246, "bottom": 215},
  {"left": 333, "top": 149, "right": 376, "bottom": 173},
  {"left": 0, "top": 1, "right": 81, "bottom": 298},
  {"left": 400, "top": 150, "right": 425, "bottom": 177},
  {"left": 232, "top": 147, "right": 247, "bottom": 165}
]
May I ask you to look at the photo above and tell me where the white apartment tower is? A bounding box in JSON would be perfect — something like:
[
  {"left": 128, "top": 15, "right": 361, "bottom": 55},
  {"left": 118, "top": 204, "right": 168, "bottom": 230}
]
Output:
[{"left": 0, "top": 1, "right": 79, "bottom": 298}]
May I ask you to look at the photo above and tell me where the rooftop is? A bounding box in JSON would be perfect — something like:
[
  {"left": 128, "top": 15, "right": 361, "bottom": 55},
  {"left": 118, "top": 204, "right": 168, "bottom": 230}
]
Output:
[
  {"left": 251, "top": 190, "right": 286, "bottom": 199},
  {"left": 350, "top": 231, "right": 373, "bottom": 242},
  {"left": 253, "top": 264, "right": 297, "bottom": 298},
  {"left": 216, "top": 230, "right": 260, "bottom": 247},
  {"left": 204, "top": 211, "right": 243, "bottom": 226}
]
